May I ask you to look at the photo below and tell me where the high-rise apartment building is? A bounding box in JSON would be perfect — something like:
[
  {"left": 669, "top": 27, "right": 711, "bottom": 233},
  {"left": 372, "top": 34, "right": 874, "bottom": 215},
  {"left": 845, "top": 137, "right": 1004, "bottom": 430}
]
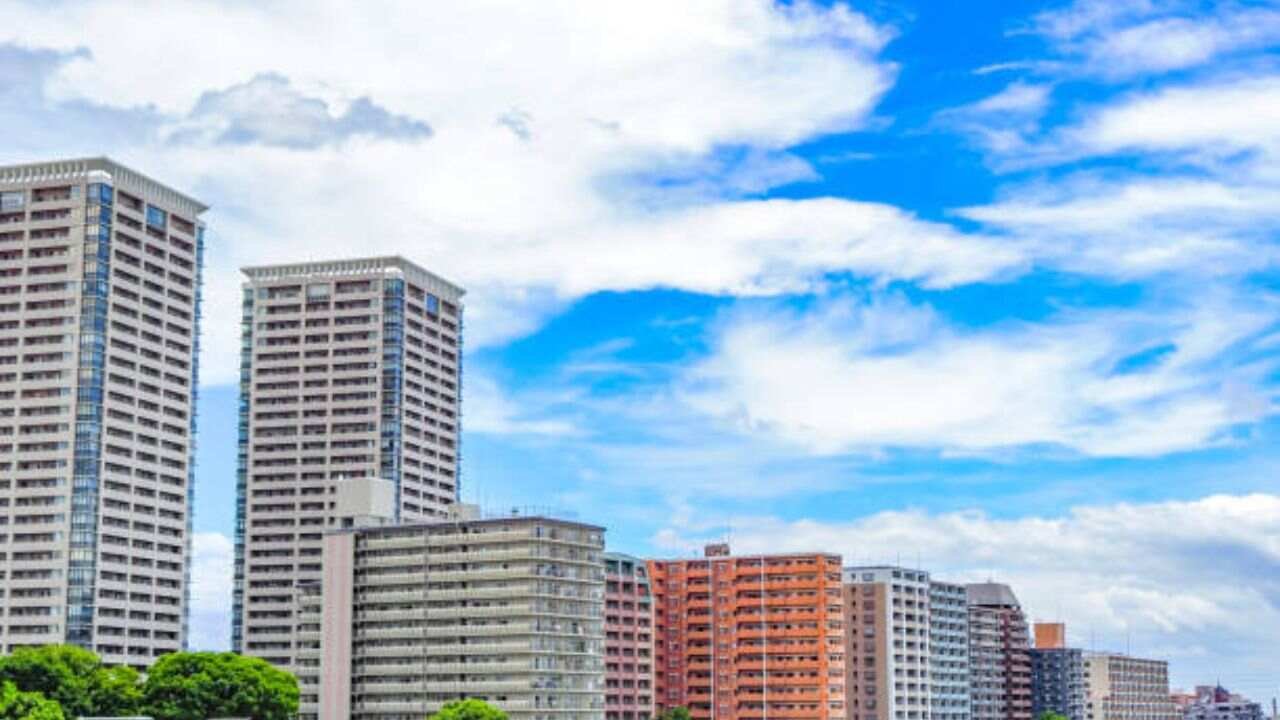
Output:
[
  {"left": 604, "top": 553, "right": 655, "bottom": 720},
  {"left": 843, "top": 566, "right": 932, "bottom": 720},
  {"left": 929, "top": 581, "right": 971, "bottom": 720},
  {"left": 1083, "top": 654, "right": 1179, "bottom": 720},
  {"left": 649, "top": 545, "right": 847, "bottom": 720},
  {"left": 966, "top": 584, "right": 1031, "bottom": 720},
  {"left": 296, "top": 505, "right": 606, "bottom": 720},
  {"left": 1029, "top": 622, "right": 1085, "bottom": 720},
  {"left": 0, "top": 158, "right": 206, "bottom": 668},
  {"left": 232, "top": 256, "right": 464, "bottom": 668},
  {"left": 841, "top": 568, "right": 972, "bottom": 720}
]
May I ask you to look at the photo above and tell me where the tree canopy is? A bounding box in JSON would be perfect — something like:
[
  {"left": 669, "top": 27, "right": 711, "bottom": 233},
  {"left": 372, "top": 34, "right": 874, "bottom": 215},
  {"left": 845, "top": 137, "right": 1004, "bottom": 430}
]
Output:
[
  {"left": 0, "top": 682, "right": 64, "bottom": 720},
  {"left": 428, "top": 699, "right": 510, "bottom": 720},
  {"left": 140, "top": 652, "right": 299, "bottom": 720},
  {"left": 0, "top": 645, "right": 139, "bottom": 718},
  {"left": 0, "top": 647, "right": 298, "bottom": 720}
]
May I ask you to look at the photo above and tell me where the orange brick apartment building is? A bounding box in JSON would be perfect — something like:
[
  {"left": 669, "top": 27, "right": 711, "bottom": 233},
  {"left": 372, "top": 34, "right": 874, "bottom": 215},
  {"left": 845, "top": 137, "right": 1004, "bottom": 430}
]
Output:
[{"left": 648, "top": 545, "right": 847, "bottom": 720}]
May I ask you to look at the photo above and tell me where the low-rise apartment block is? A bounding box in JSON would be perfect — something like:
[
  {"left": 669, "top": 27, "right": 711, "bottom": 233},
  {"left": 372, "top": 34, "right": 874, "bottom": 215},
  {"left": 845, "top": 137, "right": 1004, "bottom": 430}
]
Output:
[
  {"left": 1084, "top": 654, "right": 1179, "bottom": 720},
  {"left": 296, "top": 503, "right": 606, "bottom": 720}
]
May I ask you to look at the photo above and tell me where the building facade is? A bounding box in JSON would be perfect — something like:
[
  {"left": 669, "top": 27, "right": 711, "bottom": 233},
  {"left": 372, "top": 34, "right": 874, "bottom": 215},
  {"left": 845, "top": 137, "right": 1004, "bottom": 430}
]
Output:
[
  {"left": 297, "top": 506, "right": 606, "bottom": 720},
  {"left": 0, "top": 158, "right": 206, "bottom": 668},
  {"left": 966, "top": 584, "right": 1031, "bottom": 720},
  {"left": 1181, "top": 686, "right": 1263, "bottom": 720},
  {"left": 649, "top": 545, "right": 847, "bottom": 720},
  {"left": 232, "top": 256, "right": 464, "bottom": 668},
  {"left": 604, "top": 553, "right": 654, "bottom": 720},
  {"left": 843, "top": 567, "right": 932, "bottom": 720},
  {"left": 1030, "top": 648, "right": 1085, "bottom": 720},
  {"left": 929, "top": 581, "right": 971, "bottom": 720},
  {"left": 1083, "top": 654, "right": 1179, "bottom": 720}
]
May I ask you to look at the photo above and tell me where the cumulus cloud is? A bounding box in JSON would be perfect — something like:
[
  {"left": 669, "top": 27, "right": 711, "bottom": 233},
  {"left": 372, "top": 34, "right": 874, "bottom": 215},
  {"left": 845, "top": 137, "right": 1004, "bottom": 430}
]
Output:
[
  {"left": 680, "top": 292, "right": 1278, "bottom": 457},
  {"left": 652, "top": 493, "right": 1280, "bottom": 697},
  {"left": 187, "top": 532, "right": 233, "bottom": 651},
  {"left": 0, "top": 0, "right": 946, "bottom": 386},
  {"left": 169, "top": 73, "right": 432, "bottom": 148}
]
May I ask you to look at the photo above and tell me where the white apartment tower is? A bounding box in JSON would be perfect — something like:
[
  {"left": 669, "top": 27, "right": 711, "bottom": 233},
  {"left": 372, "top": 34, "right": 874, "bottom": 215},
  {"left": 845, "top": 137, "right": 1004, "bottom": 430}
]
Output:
[
  {"left": 0, "top": 158, "right": 207, "bottom": 668},
  {"left": 232, "top": 256, "right": 464, "bottom": 668}
]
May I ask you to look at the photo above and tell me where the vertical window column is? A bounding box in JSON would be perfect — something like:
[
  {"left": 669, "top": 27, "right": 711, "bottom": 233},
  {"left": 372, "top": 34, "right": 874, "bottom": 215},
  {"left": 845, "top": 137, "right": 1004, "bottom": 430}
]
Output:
[
  {"left": 67, "top": 181, "right": 112, "bottom": 648},
  {"left": 231, "top": 283, "right": 253, "bottom": 653},
  {"left": 379, "top": 279, "right": 405, "bottom": 517},
  {"left": 180, "top": 223, "right": 205, "bottom": 650}
]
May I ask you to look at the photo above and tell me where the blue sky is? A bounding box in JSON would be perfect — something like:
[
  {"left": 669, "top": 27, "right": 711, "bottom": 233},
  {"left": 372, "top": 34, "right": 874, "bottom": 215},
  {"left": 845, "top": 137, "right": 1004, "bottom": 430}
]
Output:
[{"left": 2, "top": 0, "right": 1279, "bottom": 699}]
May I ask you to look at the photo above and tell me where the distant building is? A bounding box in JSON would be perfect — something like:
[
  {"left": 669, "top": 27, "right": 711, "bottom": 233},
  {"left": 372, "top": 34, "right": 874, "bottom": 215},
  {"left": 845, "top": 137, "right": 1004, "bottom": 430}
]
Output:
[
  {"left": 1033, "top": 623, "right": 1066, "bottom": 651},
  {"left": 1030, "top": 645, "right": 1085, "bottom": 720},
  {"left": 294, "top": 503, "right": 607, "bottom": 720},
  {"left": 1084, "top": 654, "right": 1179, "bottom": 720},
  {"left": 649, "top": 546, "right": 847, "bottom": 720},
  {"left": 842, "top": 566, "right": 939, "bottom": 720},
  {"left": 1181, "top": 686, "right": 1263, "bottom": 720},
  {"left": 930, "top": 581, "right": 972, "bottom": 720},
  {"left": 967, "top": 583, "right": 1032, "bottom": 720},
  {"left": 604, "top": 553, "right": 655, "bottom": 720}
]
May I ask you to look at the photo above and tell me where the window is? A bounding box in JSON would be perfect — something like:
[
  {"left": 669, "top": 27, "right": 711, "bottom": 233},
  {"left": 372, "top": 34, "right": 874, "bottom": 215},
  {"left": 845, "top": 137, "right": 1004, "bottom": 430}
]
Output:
[
  {"left": 0, "top": 192, "right": 23, "bottom": 210},
  {"left": 145, "top": 205, "right": 167, "bottom": 229}
]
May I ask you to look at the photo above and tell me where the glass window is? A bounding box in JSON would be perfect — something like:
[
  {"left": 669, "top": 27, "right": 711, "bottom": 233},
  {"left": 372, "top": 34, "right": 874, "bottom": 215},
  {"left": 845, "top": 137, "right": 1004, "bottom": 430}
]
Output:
[
  {"left": 426, "top": 294, "right": 440, "bottom": 316},
  {"left": 146, "top": 205, "right": 167, "bottom": 229},
  {"left": 0, "top": 191, "right": 24, "bottom": 210}
]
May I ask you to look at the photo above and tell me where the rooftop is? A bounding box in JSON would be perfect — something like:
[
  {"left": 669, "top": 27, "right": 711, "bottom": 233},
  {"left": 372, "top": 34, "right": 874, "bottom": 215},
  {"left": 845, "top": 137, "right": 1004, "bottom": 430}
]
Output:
[
  {"left": 0, "top": 156, "right": 208, "bottom": 217},
  {"left": 241, "top": 255, "right": 465, "bottom": 299}
]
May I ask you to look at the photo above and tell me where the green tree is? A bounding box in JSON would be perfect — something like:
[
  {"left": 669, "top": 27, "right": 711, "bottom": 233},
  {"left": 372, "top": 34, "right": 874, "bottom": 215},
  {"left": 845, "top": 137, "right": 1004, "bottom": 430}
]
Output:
[
  {"left": 141, "top": 652, "right": 298, "bottom": 720},
  {"left": 0, "top": 645, "right": 140, "bottom": 718},
  {"left": 0, "top": 682, "right": 64, "bottom": 720},
  {"left": 428, "top": 699, "right": 509, "bottom": 720},
  {"left": 655, "top": 708, "right": 692, "bottom": 720},
  {"left": 1037, "top": 712, "right": 1070, "bottom": 720}
]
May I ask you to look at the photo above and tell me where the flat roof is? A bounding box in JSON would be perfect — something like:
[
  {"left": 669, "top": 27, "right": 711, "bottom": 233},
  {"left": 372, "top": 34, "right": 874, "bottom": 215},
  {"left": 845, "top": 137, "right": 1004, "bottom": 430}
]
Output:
[
  {"left": 0, "top": 156, "right": 208, "bottom": 217},
  {"left": 241, "top": 255, "right": 465, "bottom": 299}
]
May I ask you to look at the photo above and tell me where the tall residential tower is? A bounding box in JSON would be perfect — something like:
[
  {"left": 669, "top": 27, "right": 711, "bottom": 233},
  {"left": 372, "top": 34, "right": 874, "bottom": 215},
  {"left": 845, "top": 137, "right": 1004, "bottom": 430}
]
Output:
[
  {"left": 0, "top": 158, "right": 207, "bottom": 668},
  {"left": 232, "top": 256, "right": 463, "bottom": 668}
]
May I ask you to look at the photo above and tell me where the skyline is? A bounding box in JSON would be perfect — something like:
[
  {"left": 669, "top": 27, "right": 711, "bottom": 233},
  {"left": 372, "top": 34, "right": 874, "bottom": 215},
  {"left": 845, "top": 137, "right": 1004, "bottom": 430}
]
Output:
[{"left": 1, "top": 0, "right": 1277, "bottom": 701}]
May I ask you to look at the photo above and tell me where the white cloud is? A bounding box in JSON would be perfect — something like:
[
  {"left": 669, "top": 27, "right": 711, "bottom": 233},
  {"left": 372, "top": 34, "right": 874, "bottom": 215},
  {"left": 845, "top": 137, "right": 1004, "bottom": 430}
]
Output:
[
  {"left": 936, "top": 81, "right": 1053, "bottom": 154},
  {"left": 680, "top": 292, "right": 1278, "bottom": 457},
  {"left": 1065, "top": 75, "right": 1280, "bottom": 161},
  {"left": 0, "top": 1, "right": 1040, "bottom": 388},
  {"left": 464, "top": 374, "right": 580, "bottom": 437},
  {"left": 187, "top": 531, "right": 233, "bottom": 651},
  {"left": 1030, "top": 1, "right": 1280, "bottom": 78},
  {"left": 955, "top": 75, "right": 1280, "bottom": 277},
  {"left": 653, "top": 493, "right": 1280, "bottom": 697}
]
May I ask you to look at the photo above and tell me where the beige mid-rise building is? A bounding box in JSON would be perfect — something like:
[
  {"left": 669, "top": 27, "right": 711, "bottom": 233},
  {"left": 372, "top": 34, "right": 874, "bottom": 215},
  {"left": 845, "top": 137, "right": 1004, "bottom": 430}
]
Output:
[
  {"left": 0, "top": 158, "right": 207, "bottom": 668},
  {"left": 295, "top": 504, "right": 606, "bottom": 720},
  {"left": 843, "top": 567, "right": 934, "bottom": 720},
  {"left": 232, "top": 256, "right": 464, "bottom": 668},
  {"left": 1084, "top": 654, "right": 1179, "bottom": 720}
]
